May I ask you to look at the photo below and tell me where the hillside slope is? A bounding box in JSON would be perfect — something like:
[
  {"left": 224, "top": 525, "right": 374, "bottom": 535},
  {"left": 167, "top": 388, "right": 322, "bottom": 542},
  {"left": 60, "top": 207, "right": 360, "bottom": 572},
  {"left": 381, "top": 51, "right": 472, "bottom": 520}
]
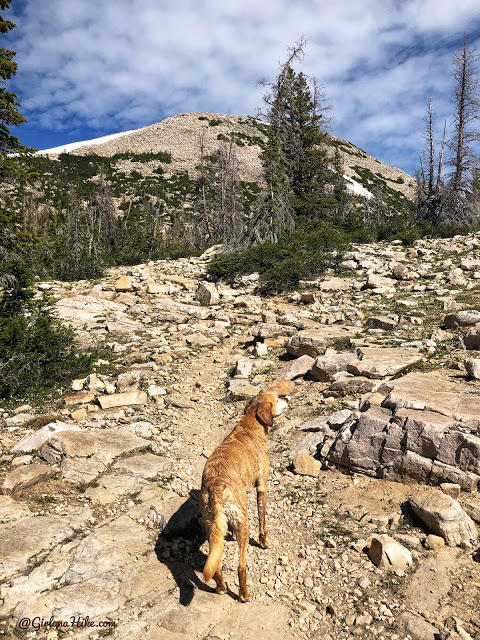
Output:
[{"left": 37, "top": 112, "right": 416, "bottom": 202}]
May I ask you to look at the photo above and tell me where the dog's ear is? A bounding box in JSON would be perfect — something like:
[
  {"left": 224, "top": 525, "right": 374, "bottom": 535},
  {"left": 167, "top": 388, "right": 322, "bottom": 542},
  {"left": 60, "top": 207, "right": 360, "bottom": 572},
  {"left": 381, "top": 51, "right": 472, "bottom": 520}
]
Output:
[
  {"left": 244, "top": 398, "right": 254, "bottom": 414},
  {"left": 256, "top": 401, "right": 274, "bottom": 429}
]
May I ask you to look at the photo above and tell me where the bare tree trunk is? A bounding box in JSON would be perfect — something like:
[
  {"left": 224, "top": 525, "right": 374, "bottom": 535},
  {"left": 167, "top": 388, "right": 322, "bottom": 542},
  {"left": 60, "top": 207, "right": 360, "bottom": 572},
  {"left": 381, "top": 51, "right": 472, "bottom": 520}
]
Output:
[{"left": 198, "top": 127, "right": 214, "bottom": 241}]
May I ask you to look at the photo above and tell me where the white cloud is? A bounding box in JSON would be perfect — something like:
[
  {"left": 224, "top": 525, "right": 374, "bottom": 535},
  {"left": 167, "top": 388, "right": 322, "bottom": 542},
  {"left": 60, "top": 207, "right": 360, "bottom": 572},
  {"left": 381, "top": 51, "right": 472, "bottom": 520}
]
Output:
[{"left": 5, "top": 0, "right": 480, "bottom": 174}]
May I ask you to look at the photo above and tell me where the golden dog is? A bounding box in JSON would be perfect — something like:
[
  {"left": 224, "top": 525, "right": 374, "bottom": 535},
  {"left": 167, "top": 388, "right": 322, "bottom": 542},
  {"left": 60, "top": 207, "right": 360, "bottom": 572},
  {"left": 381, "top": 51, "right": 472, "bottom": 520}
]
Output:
[{"left": 200, "top": 379, "right": 294, "bottom": 602}]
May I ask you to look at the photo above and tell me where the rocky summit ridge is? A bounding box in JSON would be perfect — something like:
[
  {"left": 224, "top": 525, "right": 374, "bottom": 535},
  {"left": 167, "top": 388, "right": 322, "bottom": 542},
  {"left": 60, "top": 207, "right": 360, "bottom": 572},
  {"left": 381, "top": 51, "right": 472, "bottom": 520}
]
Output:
[
  {"left": 39, "top": 112, "right": 416, "bottom": 202},
  {"left": 2, "top": 233, "right": 480, "bottom": 638}
]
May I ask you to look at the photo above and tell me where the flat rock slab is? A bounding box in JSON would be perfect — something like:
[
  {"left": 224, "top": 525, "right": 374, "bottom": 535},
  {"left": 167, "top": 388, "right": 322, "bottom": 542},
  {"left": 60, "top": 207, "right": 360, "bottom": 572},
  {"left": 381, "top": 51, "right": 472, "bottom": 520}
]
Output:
[
  {"left": 384, "top": 372, "right": 480, "bottom": 427},
  {"left": 56, "top": 295, "right": 126, "bottom": 324},
  {"left": 0, "top": 495, "right": 31, "bottom": 523},
  {"left": 2, "top": 463, "right": 58, "bottom": 495},
  {"left": 11, "top": 421, "right": 82, "bottom": 453},
  {"left": 0, "top": 515, "right": 76, "bottom": 581},
  {"left": 409, "top": 489, "right": 477, "bottom": 546},
  {"left": 228, "top": 382, "right": 262, "bottom": 401},
  {"left": 148, "top": 588, "right": 296, "bottom": 640},
  {"left": 85, "top": 473, "right": 146, "bottom": 505},
  {"left": 114, "top": 453, "right": 171, "bottom": 479},
  {"left": 98, "top": 390, "right": 148, "bottom": 409},
  {"left": 128, "top": 485, "right": 199, "bottom": 536},
  {"left": 279, "top": 354, "right": 315, "bottom": 380},
  {"left": 310, "top": 351, "right": 358, "bottom": 382},
  {"left": 348, "top": 347, "right": 422, "bottom": 379},
  {"left": 41, "top": 429, "right": 150, "bottom": 484}
]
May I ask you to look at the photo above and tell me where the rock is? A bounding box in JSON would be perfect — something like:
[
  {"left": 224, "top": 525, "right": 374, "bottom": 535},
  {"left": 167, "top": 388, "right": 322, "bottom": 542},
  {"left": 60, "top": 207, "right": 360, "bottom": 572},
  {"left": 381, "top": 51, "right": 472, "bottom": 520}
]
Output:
[
  {"left": 128, "top": 485, "right": 199, "bottom": 536},
  {"left": 464, "top": 358, "right": 480, "bottom": 379},
  {"left": 424, "top": 534, "right": 445, "bottom": 550},
  {"left": 98, "top": 390, "right": 148, "bottom": 409},
  {"left": 228, "top": 382, "right": 263, "bottom": 401},
  {"left": 287, "top": 330, "right": 327, "bottom": 358},
  {"left": 444, "top": 310, "right": 480, "bottom": 328},
  {"left": 392, "top": 263, "right": 408, "bottom": 279},
  {"left": 114, "top": 453, "right": 171, "bottom": 479},
  {"left": 365, "top": 315, "right": 397, "bottom": 330},
  {"left": 383, "top": 371, "right": 480, "bottom": 427},
  {"left": 235, "top": 357, "right": 274, "bottom": 377},
  {"left": 0, "top": 512, "right": 86, "bottom": 581},
  {"left": 462, "top": 325, "right": 480, "bottom": 350},
  {"left": 290, "top": 433, "right": 324, "bottom": 460},
  {"left": 70, "top": 408, "right": 87, "bottom": 421},
  {"left": 319, "top": 277, "right": 353, "bottom": 291},
  {"left": 195, "top": 281, "right": 219, "bottom": 305},
  {"left": 366, "top": 534, "right": 412, "bottom": 570},
  {"left": 0, "top": 495, "right": 31, "bottom": 523},
  {"left": 310, "top": 352, "right": 358, "bottom": 382},
  {"left": 324, "top": 375, "right": 376, "bottom": 397},
  {"left": 2, "top": 464, "right": 58, "bottom": 494},
  {"left": 41, "top": 429, "right": 150, "bottom": 484},
  {"left": 440, "top": 483, "right": 461, "bottom": 499},
  {"left": 298, "top": 416, "right": 331, "bottom": 432},
  {"left": 409, "top": 490, "right": 478, "bottom": 546},
  {"left": 253, "top": 322, "right": 297, "bottom": 340},
  {"left": 279, "top": 355, "right": 315, "bottom": 380},
  {"left": 11, "top": 422, "right": 81, "bottom": 454},
  {"left": 327, "top": 409, "right": 355, "bottom": 430},
  {"left": 5, "top": 413, "right": 34, "bottom": 427},
  {"left": 460, "top": 258, "right": 480, "bottom": 271},
  {"left": 185, "top": 333, "right": 217, "bottom": 348},
  {"left": 64, "top": 391, "right": 96, "bottom": 405},
  {"left": 347, "top": 347, "right": 422, "bottom": 379},
  {"left": 397, "top": 612, "right": 439, "bottom": 640},
  {"left": 115, "top": 275, "right": 135, "bottom": 291},
  {"left": 364, "top": 274, "right": 397, "bottom": 290},
  {"left": 85, "top": 474, "right": 146, "bottom": 505},
  {"left": 294, "top": 453, "right": 320, "bottom": 477}
]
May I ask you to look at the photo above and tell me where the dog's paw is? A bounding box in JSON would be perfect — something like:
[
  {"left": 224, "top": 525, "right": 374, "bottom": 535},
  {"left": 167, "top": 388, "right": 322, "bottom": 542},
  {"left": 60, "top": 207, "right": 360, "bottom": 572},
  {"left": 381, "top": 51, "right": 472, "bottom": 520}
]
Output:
[
  {"left": 216, "top": 586, "right": 227, "bottom": 595},
  {"left": 238, "top": 590, "right": 252, "bottom": 603},
  {"left": 259, "top": 534, "right": 269, "bottom": 549}
]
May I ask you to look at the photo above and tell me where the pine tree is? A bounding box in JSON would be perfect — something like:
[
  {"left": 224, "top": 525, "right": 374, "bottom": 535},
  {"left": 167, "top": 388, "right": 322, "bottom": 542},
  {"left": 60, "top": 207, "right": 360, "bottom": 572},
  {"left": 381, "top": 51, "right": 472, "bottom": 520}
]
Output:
[
  {"left": 0, "top": 0, "right": 35, "bottom": 182},
  {"left": 252, "top": 39, "right": 339, "bottom": 242}
]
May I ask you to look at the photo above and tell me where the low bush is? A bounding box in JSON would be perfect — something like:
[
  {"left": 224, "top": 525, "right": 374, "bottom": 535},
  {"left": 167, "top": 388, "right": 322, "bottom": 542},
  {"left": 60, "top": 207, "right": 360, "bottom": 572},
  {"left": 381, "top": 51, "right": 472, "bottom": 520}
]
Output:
[{"left": 0, "top": 295, "right": 95, "bottom": 401}]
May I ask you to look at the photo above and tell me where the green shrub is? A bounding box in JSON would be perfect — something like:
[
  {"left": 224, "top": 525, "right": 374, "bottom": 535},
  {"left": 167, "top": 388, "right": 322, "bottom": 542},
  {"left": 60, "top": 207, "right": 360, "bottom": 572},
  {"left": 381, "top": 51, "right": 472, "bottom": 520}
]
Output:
[{"left": 0, "top": 295, "right": 95, "bottom": 400}]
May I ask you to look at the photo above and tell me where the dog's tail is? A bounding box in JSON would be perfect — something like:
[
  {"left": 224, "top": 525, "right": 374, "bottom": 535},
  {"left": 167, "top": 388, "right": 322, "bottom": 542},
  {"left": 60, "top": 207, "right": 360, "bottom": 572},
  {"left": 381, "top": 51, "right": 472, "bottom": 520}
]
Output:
[{"left": 203, "top": 488, "right": 228, "bottom": 583}]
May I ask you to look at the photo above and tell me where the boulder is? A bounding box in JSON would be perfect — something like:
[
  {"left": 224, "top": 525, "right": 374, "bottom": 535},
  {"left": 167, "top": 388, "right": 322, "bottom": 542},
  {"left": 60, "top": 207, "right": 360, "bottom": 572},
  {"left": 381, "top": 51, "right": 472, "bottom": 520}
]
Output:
[
  {"left": 462, "top": 325, "right": 480, "bottom": 350},
  {"left": 347, "top": 347, "right": 422, "bottom": 380},
  {"left": 464, "top": 358, "right": 480, "bottom": 379},
  {"left": 98, "top": 390, "right": 148, "bottom": 409},
  {"left": 2, "top": 464, "right": 58, "bottom": 494},
  {"left": 294, "top": 453, "right": 320, "bottom": 477},
  {"left": 409, "top": 490, "right": 477, "bottom": 547},
  {"left": 11, "top": 422, "right": 81, "bottom": 454},
  {"left": 366, "top": 534, "right": 412, "bottom": 570},
  {"left": 279, "top": 355, "right": 315, "bottom": 380},
  {"left": 444, "top": 310, "right": 480, "bottom": 328},
  {"left": 115, "top": 275, "right": 135, "bottom": 292},
  {"left": 365, "top": 316, "right": 398, "bottom": 330},
  {"left": 253, "top": 322, "right": 297, "bottom": 340},
  {"left": 310, "top": 352, "right": 358, "bottom": 382},
  {"left": 195, "top": 281, "right": 219, "bottom": 305},
  {"left": 287, "top": 330, "right": 327, "bottom": 358}
]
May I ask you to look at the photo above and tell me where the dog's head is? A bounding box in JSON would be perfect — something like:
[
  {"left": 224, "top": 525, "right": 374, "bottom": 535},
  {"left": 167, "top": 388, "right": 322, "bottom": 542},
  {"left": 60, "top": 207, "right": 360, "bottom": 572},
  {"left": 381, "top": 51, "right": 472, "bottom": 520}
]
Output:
[{"left": 244, "top": 379, "right": 294, "bottom": 432}]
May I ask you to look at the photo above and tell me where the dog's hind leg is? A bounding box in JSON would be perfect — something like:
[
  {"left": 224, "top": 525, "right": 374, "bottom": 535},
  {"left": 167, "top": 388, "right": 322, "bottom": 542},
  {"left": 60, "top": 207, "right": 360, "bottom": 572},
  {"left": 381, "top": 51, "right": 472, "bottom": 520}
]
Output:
[
  {"left": 237, "top": 521, "right": 251, "bottom": 602},
  {"left": 213, "top": 566, "right": 227, "bottom": 595},
  {"left": 256, "top": 484, "right": 269, "bottom": 549}
]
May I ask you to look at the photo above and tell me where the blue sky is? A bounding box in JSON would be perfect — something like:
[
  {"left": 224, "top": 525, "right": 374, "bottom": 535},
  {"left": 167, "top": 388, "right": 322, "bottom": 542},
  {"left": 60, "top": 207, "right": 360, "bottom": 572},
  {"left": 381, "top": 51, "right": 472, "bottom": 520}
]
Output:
[{"left": 3, "top": 0, "right": 480, "bottom": 177}]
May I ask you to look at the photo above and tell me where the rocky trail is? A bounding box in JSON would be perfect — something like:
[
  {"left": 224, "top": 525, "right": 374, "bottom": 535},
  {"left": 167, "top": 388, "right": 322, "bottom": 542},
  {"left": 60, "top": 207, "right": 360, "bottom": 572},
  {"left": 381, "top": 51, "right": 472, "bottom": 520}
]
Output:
[{"left": 2, "top": 236, "right": 480, "bottom": 639}]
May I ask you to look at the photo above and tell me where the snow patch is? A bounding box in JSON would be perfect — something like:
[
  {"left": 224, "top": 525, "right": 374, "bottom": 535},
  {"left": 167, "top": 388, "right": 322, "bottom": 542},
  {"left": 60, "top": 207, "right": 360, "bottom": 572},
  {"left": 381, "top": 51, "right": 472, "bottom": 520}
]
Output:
[
  {"left": 36, "top": 127, "right": 147, "bottom": 155},
  {"left": 344, "top": 174, "right": 373, "bottom": 199}
]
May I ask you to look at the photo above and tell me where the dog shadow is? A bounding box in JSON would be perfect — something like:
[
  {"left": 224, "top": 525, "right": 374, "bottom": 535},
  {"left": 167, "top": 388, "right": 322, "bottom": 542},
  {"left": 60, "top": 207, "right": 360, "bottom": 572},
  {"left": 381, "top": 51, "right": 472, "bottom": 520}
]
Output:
[{"left": 154, "top": 489, "right": 238, "bottom": 606}]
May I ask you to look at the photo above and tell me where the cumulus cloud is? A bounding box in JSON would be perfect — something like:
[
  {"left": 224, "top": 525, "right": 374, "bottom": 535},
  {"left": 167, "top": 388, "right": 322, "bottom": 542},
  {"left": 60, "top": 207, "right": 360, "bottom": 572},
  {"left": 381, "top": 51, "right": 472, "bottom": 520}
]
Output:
[{"left": 4, "top": 0, "right": 480, "bottom": 174}]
